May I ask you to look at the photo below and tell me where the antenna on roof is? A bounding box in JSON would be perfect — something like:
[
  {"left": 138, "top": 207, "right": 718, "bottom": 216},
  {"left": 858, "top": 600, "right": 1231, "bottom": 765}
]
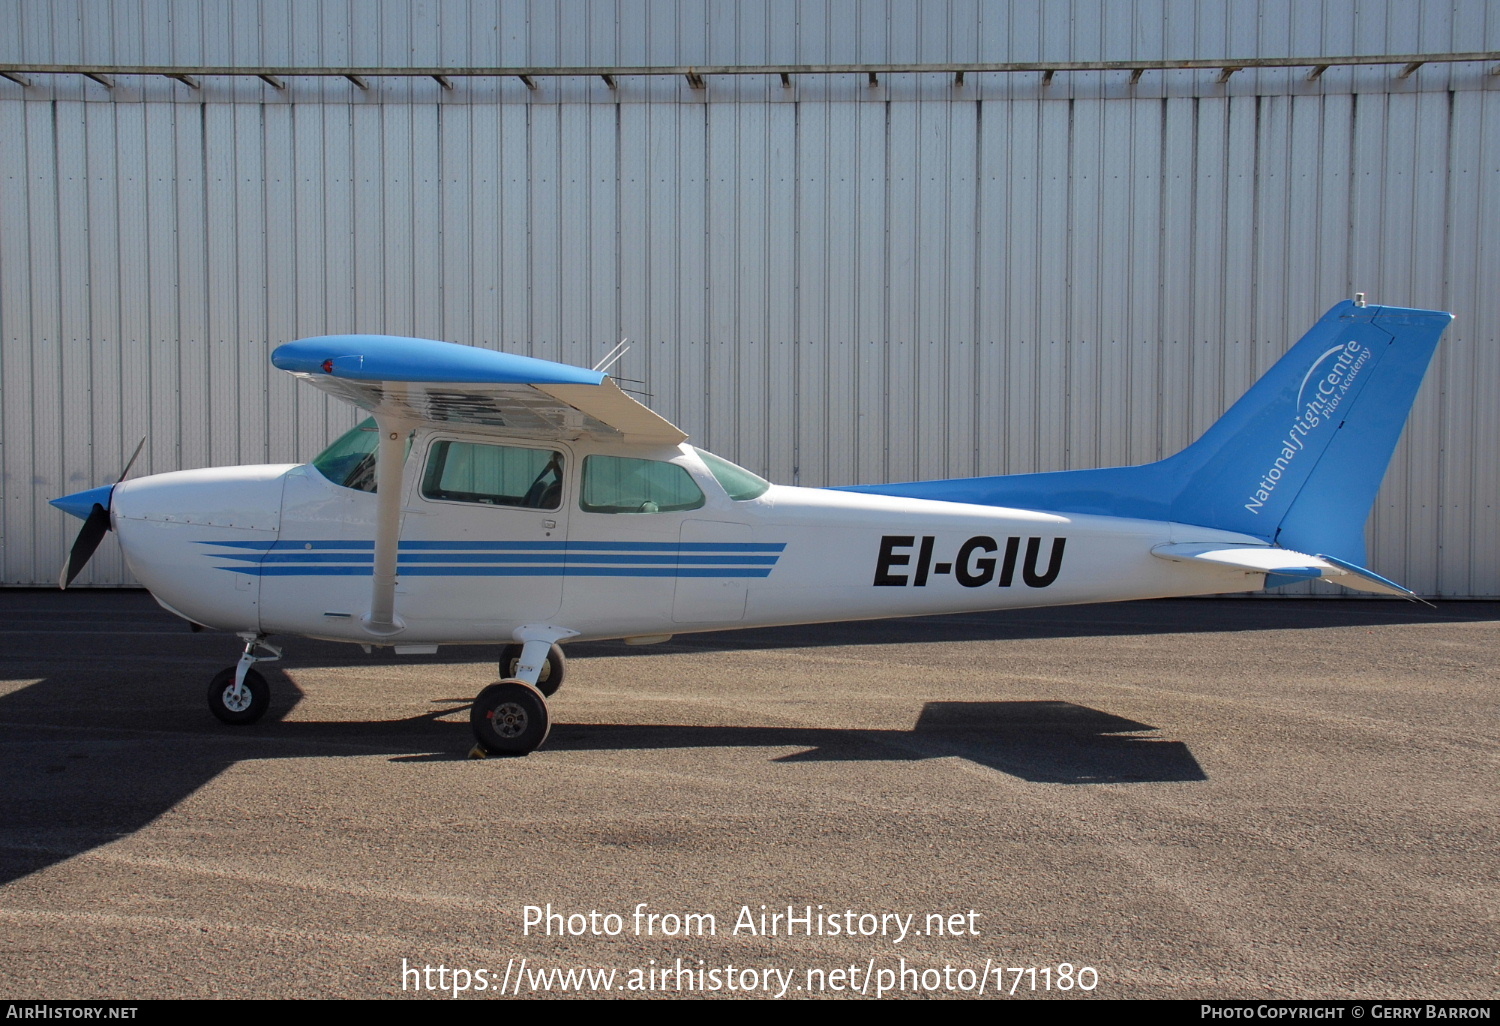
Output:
[{"left": 592, "top": 338, "right": 631, "bottom": 374}]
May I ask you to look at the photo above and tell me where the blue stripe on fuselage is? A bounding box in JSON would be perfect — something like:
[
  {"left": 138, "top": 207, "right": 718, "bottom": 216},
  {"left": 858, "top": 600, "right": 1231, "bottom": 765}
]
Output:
[
  {"left": 202, "top": 539, "right": 784, "bottom": 578},
  {"left": 202, "top": 539, "right": 785, "bottom": 552},
  {"left": 216, "top": 565, "right": 775, "bottom": 578}
]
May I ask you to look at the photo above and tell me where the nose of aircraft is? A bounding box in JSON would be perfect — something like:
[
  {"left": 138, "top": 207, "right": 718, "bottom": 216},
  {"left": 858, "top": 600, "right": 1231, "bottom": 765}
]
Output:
[
  {"left": 47, "top": 438, "right": 147, "bottom": 589},
  {"left": 51, "top": 453, "right": 294, "bottom": 616}
]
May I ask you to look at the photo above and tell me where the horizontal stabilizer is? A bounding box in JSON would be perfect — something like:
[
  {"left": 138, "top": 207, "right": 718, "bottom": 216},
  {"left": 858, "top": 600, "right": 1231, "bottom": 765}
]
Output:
[
  {"left": 1315, "top": 553, "right": 1428, "bottom": 602},
  {"left": 1152, "top": 543, "right": 1330, "bottom": 577},
  {"left": 1151, "top": 543, "right": 1427, "bottom": 603}
]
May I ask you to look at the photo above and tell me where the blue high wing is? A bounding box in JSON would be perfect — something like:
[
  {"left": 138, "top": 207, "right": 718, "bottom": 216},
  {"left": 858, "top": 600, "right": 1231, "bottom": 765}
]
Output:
[{"left": 272, "top": 335, "right": 686, "bottom": 444}]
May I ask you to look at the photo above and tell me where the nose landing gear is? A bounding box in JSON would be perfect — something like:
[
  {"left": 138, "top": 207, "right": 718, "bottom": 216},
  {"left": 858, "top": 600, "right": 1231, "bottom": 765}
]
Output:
[{"left": 208, "top": 634, "right": 281, "bottom": 725}]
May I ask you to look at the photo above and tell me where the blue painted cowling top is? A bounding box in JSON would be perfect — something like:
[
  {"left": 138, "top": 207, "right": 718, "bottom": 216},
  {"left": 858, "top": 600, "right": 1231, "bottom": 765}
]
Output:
[{"left": 272, "top": 335, "right": 607, "bottom": 387}]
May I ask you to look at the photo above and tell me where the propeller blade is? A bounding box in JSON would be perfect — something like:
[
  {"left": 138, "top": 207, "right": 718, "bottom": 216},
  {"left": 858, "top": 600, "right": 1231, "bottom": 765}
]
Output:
[
  {"left": 59, "top": 503, "right": 111, "bottom": 590},
  {"left": 118, "top": 436, "right": 146, "bottom": 482}
]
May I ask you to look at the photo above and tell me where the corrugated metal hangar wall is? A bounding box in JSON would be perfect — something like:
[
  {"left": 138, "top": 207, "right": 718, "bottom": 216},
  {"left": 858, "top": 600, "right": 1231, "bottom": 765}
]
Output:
[{"left": 1, "top": 0, "right": 1497, "bottom": 596}]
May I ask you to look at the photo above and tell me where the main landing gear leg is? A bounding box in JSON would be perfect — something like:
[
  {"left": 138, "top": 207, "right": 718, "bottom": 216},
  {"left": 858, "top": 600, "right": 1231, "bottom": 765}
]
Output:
[
  {"left": 498, "top": 641, "right": 567, "bottom": 696},
  {"left": 208, "top": 633, "right": 281, "bottom": 725},
  {"left": 470, "top": 638, "right": 557, "bottom": 758}
]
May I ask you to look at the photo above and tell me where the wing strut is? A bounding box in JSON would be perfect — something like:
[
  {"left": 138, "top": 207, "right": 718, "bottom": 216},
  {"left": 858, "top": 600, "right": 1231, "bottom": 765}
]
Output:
[{"left": 364, "top": 410, "right": 413, "bottom": 636}]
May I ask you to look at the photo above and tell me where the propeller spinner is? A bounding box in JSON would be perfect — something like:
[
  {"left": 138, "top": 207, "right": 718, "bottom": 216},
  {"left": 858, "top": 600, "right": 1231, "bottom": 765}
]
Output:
[{"left": 49, "top": 437, "right": 146, "bottom": 589}]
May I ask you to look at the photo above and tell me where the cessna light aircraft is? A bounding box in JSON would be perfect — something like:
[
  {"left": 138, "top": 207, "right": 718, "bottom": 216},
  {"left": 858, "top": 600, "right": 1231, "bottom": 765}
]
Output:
[{"left": 52, "top": 299, "right": 1452, "bottom": 755}]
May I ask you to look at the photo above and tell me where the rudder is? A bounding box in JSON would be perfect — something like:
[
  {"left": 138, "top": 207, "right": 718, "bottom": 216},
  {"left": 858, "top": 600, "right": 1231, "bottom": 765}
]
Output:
[{"left": 1158, "top": 301, "right": 1451, "bottom": 563}]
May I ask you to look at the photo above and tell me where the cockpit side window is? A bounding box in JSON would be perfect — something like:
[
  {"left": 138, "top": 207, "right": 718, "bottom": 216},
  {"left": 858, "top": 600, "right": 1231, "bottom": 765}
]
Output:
[
  {"left": 579, "top": 455, "right": 705, "bottom": 514},
  {"left": 422, "top": 440, "right": 564, "bottom": 510}
]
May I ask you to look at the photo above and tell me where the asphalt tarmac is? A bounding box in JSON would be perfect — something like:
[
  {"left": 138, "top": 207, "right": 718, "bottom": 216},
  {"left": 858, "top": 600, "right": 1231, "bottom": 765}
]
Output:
[{"left": 0, "top": 590, "right": 1494, "bottom": 1000}]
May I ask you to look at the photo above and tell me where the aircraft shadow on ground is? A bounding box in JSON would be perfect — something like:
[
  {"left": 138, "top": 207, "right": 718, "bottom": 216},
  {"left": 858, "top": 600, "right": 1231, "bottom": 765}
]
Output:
[
  {"left": 540, "top": 699, "right": 1205, "bottom": 785},
  {"left": 0, "top": 664, "right": 1199, "bottom": 887}
]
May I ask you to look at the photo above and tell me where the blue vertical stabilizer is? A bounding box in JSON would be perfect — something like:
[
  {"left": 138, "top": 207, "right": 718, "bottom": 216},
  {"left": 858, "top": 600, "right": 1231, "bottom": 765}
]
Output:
[{"left": 840, "top": 302, "right": 1452, "bottom": 568}]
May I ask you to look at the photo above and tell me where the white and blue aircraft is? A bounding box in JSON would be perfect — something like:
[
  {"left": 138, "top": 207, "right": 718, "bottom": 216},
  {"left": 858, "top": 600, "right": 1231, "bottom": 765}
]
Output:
[{"left": 51, "top": 299, "right": 1452, "bottom": 755}]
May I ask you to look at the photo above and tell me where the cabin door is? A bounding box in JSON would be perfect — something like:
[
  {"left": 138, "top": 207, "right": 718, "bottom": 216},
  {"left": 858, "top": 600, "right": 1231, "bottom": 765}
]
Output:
[{"left": 397, "top": 436, "right": 573, "bottom": 632}]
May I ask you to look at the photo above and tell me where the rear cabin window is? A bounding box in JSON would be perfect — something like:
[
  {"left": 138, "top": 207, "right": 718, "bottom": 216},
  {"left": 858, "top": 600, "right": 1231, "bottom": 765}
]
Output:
[
  {"left": 580, "top": 456, "right": 705, "bottom": 514},
  {"left": 422, "top": 440, "right": 564, "bottom": 509}
]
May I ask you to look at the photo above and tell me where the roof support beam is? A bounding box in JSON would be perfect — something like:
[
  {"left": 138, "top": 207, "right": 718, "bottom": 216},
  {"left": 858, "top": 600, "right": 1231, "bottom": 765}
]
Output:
[
  {"left": 166, "top": 73, "right": 199, "bottom": 89},
  {"left": 0, "top": 53, "right": 1494, "bottom": 95},
  {"left": 432, "top": 74, "right": 453, "bottom": 90},
  {"left": 600, "top": 73, "right": 616, "bottom": 89}
]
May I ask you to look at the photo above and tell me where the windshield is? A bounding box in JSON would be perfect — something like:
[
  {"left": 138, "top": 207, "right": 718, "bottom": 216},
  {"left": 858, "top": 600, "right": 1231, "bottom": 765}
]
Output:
[
  {"left": 312, "top": 418, "right": 380, "bottom": 491},
  {"left": 694, "top": 448, "right": 771, "bottom": 500},
  {"left": 312, "top": 417, "right": 414, "bottom": 492}
]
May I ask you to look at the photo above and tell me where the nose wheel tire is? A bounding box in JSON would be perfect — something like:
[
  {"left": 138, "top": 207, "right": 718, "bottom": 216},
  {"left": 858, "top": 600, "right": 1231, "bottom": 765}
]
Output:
[
  {"left": 208, "top": 667, "right": 270, "bottom": 725},
  {"left": 471, "top": 679, "right": 551, "bottom": 755},
  {"left": 498, "top": 643, "right": 567, "bottom": 697}
]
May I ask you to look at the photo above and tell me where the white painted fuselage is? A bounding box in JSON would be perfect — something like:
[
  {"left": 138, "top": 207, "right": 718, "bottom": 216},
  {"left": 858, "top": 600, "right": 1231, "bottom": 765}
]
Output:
[{"left": 112, "top": 429, "right": 1266, "bottom": 647}]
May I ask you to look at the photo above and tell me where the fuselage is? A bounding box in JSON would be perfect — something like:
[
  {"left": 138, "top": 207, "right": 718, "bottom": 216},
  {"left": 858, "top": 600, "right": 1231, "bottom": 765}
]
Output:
[{"left": 111, "top": 427, "right": 1267, "bottom": 646}]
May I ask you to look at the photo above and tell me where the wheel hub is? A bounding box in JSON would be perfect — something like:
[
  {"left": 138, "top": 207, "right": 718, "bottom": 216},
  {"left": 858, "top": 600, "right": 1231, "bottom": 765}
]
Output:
[
  {"left": 490, "top": 702, "right": 529, "bottom": 738},
  {"left": 221, "top": 684, "right": 252, "bottom": 713}
]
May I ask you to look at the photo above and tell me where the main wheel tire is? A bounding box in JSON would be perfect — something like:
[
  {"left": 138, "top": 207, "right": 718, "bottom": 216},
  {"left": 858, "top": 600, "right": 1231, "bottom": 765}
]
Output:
[
  {"left": 471, "top": 679, "right": 551, "bottom": 756},
  {"left": 207, "top": 667, "right": 270, "bottom": 725},
  {"left": 498, "top": 643, "right": 567, "bottom": 697}
]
